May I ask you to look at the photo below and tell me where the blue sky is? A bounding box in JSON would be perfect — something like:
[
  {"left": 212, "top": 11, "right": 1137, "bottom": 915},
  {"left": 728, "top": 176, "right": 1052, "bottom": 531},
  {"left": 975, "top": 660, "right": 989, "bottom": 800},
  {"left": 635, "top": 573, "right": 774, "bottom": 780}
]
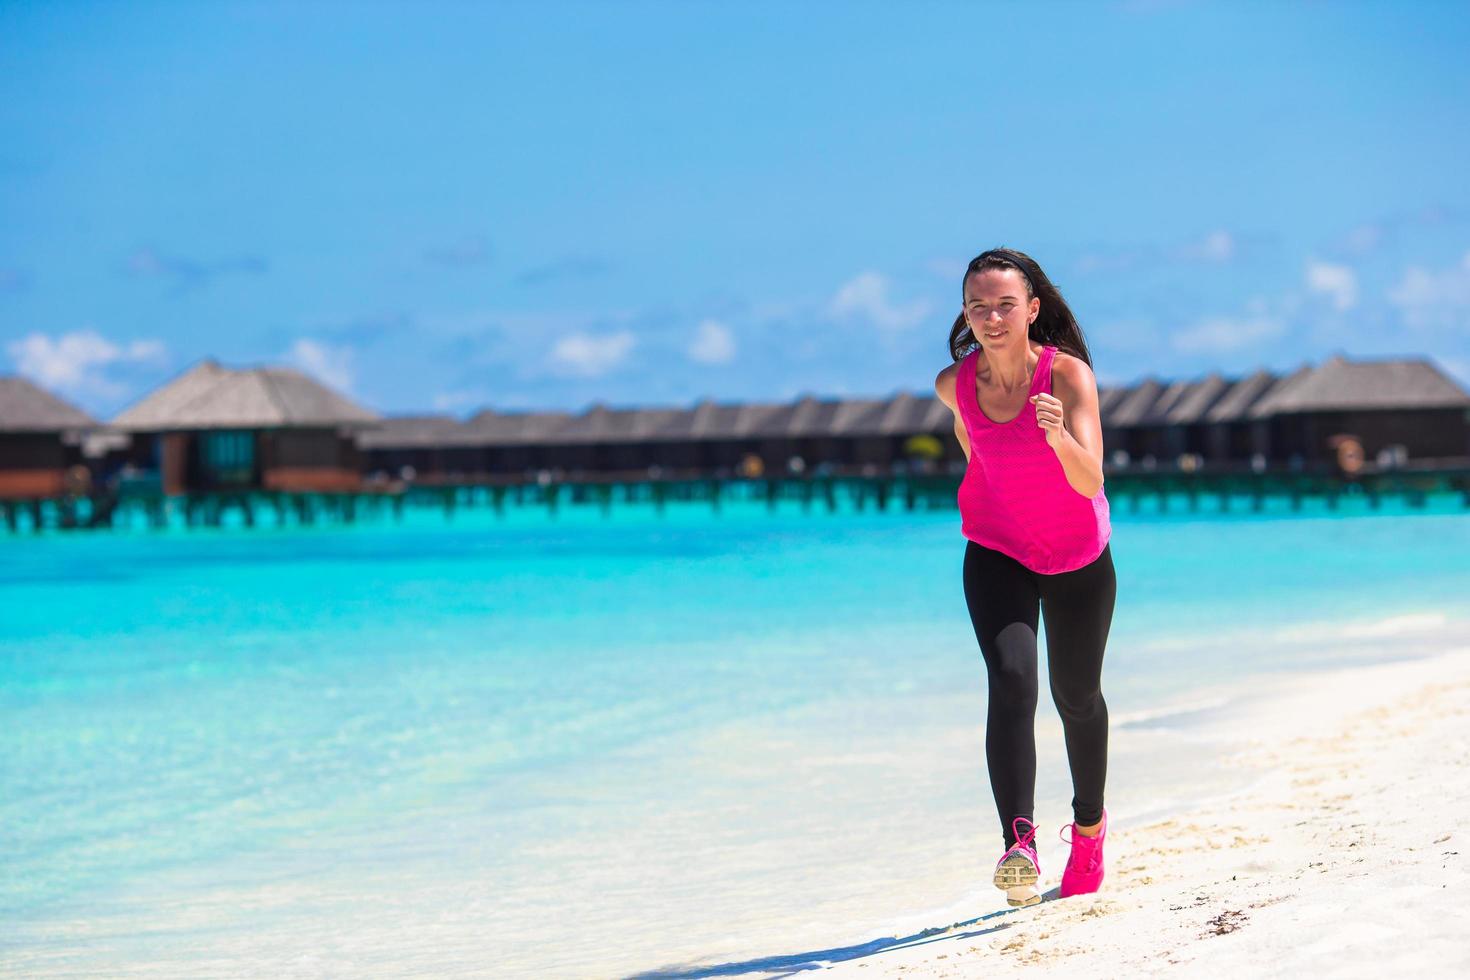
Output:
[{"left": 2, "top": 0, "right": 1468, "bottom": 418}]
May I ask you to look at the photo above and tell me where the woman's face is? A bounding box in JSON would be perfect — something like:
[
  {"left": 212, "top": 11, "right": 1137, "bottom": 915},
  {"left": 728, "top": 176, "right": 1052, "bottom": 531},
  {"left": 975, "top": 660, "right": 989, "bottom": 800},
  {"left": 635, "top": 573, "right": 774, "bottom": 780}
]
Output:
[{"left": 964, "top": 268, "right": 1039, "bottom": 349}]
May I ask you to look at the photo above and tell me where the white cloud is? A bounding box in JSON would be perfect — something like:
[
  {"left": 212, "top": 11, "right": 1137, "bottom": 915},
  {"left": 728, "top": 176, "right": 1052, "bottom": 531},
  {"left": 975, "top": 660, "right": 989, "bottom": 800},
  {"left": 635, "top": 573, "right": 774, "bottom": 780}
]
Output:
[
  {"left": 1325, "top": 206, "right": 1470, "bottom": 258},
  {"left": 1173, "top": 229, "right": 1236, "bottom": 263},
  {"left": 829, "top": 271, "right": 931, "bottom": 332},
  {"left": 927, "top": 256, "right": 969, "bottom": 280},
  {"left": 549, "top": 330, "right": 635, "bottom": 377},
  {"left": 431, "top": 389, "right": 488, "bottom": 412},
  {"left": 1337, "top": 222, "right": 1385, "bottom": 256},
  {"left": 1388, "top": 251, "right": 1470, "bottom": 330},
  {"left": 286, "top": 338, "right": 355, "bottom": 392},
  {"left": 1305, "top": 259, "right": 1358, "bottom": 312},
  {"left": 122, "top": 246, "right": 265, "bottom": 287},
  {"left": 5, "top": 328, "right": 168, "bottom": 397},
  {"left": 1081, "top": 228, "right": 1245, "bottom": 274},
  {"left": 687, "top": 319, "right": 736, "bottom": 365},
  {"left": 1170, "top": 315, "right": 1286, "bottom": 354}
]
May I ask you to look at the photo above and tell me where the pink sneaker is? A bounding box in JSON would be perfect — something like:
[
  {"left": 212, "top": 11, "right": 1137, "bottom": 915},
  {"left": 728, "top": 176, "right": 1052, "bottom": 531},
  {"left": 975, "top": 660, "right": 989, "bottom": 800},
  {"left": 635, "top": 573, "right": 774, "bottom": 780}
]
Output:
[
  {"left": 993, "top": 816, "right": 1042, "bottom": 907},
  {"left": 1059, "top": 808, "right": 1107, "bottom": 898}
]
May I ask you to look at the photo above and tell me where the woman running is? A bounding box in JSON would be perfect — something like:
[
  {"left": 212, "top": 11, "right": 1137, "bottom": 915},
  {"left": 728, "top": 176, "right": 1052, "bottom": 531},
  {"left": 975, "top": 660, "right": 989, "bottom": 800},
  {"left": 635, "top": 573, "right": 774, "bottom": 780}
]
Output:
[{"left": 934, "top": 247, "right": 1115, "bottom": 908}]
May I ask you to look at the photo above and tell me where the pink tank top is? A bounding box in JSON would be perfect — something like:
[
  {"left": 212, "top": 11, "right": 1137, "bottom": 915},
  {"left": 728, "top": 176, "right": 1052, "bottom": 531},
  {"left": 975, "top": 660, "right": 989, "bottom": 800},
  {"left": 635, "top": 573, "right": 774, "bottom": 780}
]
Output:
[{"left": 955, "top": 344, "right": 1111, "bottom": 574}]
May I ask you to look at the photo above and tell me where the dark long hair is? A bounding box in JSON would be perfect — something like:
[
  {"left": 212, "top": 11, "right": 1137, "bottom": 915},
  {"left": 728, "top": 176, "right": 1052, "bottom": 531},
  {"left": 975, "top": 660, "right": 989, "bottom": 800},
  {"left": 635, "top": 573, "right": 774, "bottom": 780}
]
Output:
[{"left": 947, "top": 247, "right": 1093, "bottom": 367}]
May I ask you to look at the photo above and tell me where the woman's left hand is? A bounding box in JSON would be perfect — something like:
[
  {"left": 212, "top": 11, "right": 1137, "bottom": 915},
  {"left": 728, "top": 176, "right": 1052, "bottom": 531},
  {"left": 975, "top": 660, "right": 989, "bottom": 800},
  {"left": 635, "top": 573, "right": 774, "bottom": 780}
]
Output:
[{"left": 1029, "top": 392, "right": 1066, "bottom": 448}]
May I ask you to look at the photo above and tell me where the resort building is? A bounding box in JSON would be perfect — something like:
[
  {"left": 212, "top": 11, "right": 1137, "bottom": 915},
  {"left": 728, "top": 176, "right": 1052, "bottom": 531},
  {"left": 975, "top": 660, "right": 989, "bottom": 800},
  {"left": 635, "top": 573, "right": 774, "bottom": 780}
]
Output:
[
  {"left": 531, "top": 402, "right": 687, "bottom": 474},
  {"left": 355, "top": 414, "right": 493, "bottom": 481},
  {"left": 634, "top": 398, "right": 787, "bottom": 474},
  {"left": 0, "top": 375, "right": 98, "bottom": 498},
  {"left": 1246, "top": 354, "right": 1470, "bottom": 466},
  {"left": 359, "top": 396, "right": 960, "bottom": 480},
  {"left": 357, "top": 352, "right": 1470, "bottom": 482},
  {"left": 108, "top": 359, "right": 380, "bottom": 494},
  {"left": 7, "top": 351, "right": 1453, "bottom": 497},
  {"left": 467, "top": 409, "right": 581, "bottom": 475}
]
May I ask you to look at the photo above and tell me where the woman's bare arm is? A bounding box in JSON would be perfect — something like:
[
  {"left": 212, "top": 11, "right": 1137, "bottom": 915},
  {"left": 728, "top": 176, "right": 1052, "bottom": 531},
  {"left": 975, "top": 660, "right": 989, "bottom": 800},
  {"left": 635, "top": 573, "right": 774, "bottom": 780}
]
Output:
[{"left": 934, "top": 364, "right": 971, "bottom": 462}]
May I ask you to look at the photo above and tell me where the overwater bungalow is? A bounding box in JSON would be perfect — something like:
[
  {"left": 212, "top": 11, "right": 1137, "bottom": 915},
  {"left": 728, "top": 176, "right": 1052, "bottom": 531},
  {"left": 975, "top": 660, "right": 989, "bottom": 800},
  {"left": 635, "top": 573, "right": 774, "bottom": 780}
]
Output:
[
  {"left": 1104, "top": 364, "right": 1316, "bottom": 468},
  {"left": 868, "top": 392, "right": 956, "bottom": 470},
  {"left": 705, "top": 393, "right": 951, "bottom": 476},
  {"left": 1103, "top": 378, "right": 1168, "bottom": 465},
  {"left": 1159, "top": 373, "right": 1233, "bottom": 461},
  {"left": 357, "top": 414, "right": 487, "bottom": 480},
  {"left": 349, "top": 351, "right": 1469, "bottom": 487},
  {"left": 362, "top": 393, "right": 958, "bottom": 481},
  {"left": 1247, "top": 354, "right": 1470, "bottom": 467},
  {"left": 647, "top": 398, "right": 785, "bottom": 474},
  {"left": 0, "top": 375, "right": 98, "bottom": 498},
  {"left": 537, "top": 402, "right": 687, "bottom": 474},
  {"left": 695, "top": 399, "right": 805, "bottom": 475},
  {"left": 464, "top": 409, "right": 577, "bottom": 476},
  {"left": 774, "top": 395, "right": 865, "bottom": 471},
  {"left": 109, "top": 359, "right": 380, "bottom": 494},
  {"left": 1198, "top": 368, "right": 1292, "bottom": 464},
  {"left": 1095, "top": 384, "right": 1131, "bottom": 459}
]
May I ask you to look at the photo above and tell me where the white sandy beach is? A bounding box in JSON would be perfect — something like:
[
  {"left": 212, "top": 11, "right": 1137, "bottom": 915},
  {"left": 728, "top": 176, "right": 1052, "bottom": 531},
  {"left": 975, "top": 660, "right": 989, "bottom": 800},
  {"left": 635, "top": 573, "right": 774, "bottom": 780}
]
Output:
[{"left": 804, "top": 645, "right": 1470, "bottom": 978}]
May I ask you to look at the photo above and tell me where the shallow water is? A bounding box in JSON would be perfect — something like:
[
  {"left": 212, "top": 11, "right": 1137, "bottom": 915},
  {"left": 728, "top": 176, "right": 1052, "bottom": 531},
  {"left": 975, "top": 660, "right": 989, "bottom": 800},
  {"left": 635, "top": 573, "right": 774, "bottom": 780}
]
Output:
[{"left": 2, "top": 491, "right": 1468, "bottom": 977}]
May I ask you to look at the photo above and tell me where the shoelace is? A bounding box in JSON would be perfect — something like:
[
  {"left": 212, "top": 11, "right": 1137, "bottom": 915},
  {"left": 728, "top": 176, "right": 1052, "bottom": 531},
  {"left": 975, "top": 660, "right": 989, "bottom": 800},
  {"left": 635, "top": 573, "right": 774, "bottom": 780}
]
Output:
[
  {"left": 1058, "top": 822, "right": 1103, "bottom": 873},
  {"left": 1007, "top": 816, "right": 1039, "bottom": 860}
]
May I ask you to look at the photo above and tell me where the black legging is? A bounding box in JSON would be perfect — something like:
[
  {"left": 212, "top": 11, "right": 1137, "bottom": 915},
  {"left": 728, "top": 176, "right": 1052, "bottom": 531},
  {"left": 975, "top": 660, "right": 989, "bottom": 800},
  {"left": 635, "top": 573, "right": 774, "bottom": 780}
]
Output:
[{"left": 962, "top": 539, "right": 1116, "bottom": 849}]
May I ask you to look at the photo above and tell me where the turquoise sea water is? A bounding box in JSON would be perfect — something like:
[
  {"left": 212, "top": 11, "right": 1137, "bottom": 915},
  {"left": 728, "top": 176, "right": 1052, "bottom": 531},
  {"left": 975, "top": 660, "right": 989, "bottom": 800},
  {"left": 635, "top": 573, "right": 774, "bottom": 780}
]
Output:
[{"left": 3, "top": 491, "right": 1469, "bottom": 977}]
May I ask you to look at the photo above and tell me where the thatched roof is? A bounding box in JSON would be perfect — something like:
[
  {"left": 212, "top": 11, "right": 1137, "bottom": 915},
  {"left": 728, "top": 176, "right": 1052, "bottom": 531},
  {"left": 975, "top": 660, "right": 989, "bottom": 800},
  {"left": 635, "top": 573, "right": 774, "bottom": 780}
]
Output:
[
  {"left": 872, "top": 392, "right": 951, "bottom": 435},
  {"left": 0, "top": 376, "right": 98, "bottom": 433},
  {"left": 466, "top": 408, "right": 577, "bottom": 445},
  {"left": 1249, "top": 354, "right": 1470, "bottom": 416},
  {"left": 1162, "top": 374, "right": 1232, "bottom": 424},
  {"left": 828, "top": 398, "right": 892, "bottom": 437},
  {"left": 1097, "top": 386, "right": 1130, "bottom": 418},
  {"left": 656, "top": 398, "right": 742, "bottom": 440},
  {"left": 1105, "top": 365, "right": 1316, "bottom": 426},
  {"left": 1144, "top": 379, "right": 1195, "bottom": 426},
  {"left": 534, "top": 395, "right": 929, "bottom": 444},
  {"left": 1202, "top": 369, "right": 1283, "bottom": 423},
  {"left": 356, "top": 414, "right": 484, "bottom": 449},
  {"left": 1095, "top": 353, "right": 1467, "bottom": 426},
  {"left": 739, "top": 402, "right": 796, "bottom": 437},
  {"left": 775, "top": 396, "right": 843, "bottom": 438},
  {"left": 350, "top": 352, "right": 1470, "bottom": 453},
  {"left": 1106, "top": 378, "right": 1167, "bottom": 427},
  {"left": 549, "top": 402, "right": 689, "bottom": 444},
  {"left": 110, "top": 359, "right": 379, "bottom": 431}
]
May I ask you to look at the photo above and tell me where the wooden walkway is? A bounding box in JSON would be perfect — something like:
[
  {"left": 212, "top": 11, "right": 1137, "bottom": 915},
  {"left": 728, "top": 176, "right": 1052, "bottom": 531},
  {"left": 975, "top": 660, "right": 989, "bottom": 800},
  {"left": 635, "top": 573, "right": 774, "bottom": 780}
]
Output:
[{"left": 3, "top": 464, "right": 1468, "bottom": 534}]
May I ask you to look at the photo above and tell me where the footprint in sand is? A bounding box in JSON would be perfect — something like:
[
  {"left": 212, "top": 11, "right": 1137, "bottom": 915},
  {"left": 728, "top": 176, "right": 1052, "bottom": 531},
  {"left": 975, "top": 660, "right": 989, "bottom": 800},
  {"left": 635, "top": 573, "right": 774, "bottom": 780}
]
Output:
[{"left": 1080, "top": 901, "right": 1119, "bottom": 917}]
